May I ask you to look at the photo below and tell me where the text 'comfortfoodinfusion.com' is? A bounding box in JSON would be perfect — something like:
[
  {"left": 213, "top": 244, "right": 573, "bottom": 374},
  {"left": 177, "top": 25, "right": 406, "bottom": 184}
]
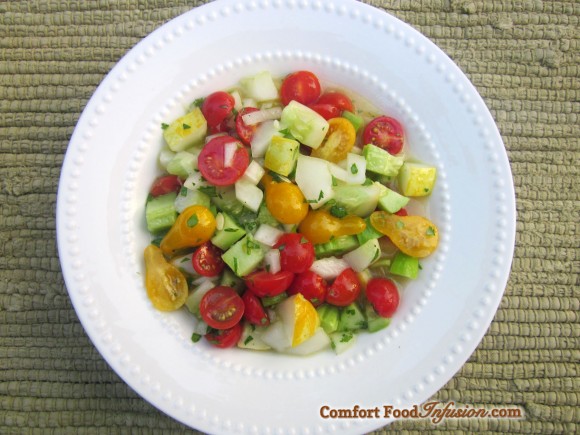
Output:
[{"left": 320, "top": 401, "right": 524, "bottom": 424}]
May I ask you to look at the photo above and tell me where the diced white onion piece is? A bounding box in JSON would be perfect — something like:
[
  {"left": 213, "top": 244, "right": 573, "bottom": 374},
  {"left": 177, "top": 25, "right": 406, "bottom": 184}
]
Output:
[
  {"left": 192, "top": 276, "right": 219, "bottom": 287},
  {"left": 193, "top": 319, "right": 209, "bottom": 335},
  {"left": 234, "top": 179, "right": 264, "bottom": 212},
  {"left": 328, "top": 162, "right": 349, "bottom": 183},
  {"left": 242, "top": 160, "right": 266, "bottom": 185},
  {"left": 183, "top": 171, "right": 207, "bottom": 189},
  {"left": 295, "top": 155, "right": 334, "bottom": 209},
  {"left": 242, "top": 98, "right": 257, "bottom": 108},
  {"left": 254, "top": 224, "right": 284, "bottom": 247},
  {"left": 346, "top": 153, "right": 367, "bottom": 185},
  {"left": 205, "top": 132, "right": 227, "bottom": 143},
  {"left": 259, "top": 321, "right": 291, "bottom": 351},
  {"left": 343, "top": 239, "right": 381, "bottom": 272},
  {"left": 284, "top": 327, "right": 331, "bottom": 355},
  {"left": 215, "top": 213, "right": 225, "bottom": 231},
  {"left": 242, "top": 107, "right": 283, "bottom": 126},
  {"left": 224, "top": 141, "right": 238, "bottom": 167},
  {"left": 251, "top": 120, "right": 281, "bottom": 158},
  {"left": 230, "top": 90, "right": 243, "bottom": 111},
  {"left": 264, "top": 249, "right": 281, "bottom": 274},
  {"left": 309, "top": 257, "right": 350, "bottom": 281}
]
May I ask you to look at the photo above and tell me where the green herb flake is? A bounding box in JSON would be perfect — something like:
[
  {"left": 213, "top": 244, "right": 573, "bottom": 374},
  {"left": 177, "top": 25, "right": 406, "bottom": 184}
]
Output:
[
  {"left": 306, "top": 199, "right": 319, "bottom": 204},
  {"left": 346, "top": 308, "right": 355, "bottom": 316},
  {"left": 418, "top": 263, "right": 423, "bottom": 270},
  {"left": 233, "top": 258, "right": 239, "bottom": 274},
  {"left": 224, "top": 228, "right": 238, "bottom": 233},
  {"left": 161, "top": 123, "right": 169, "bottom": 130},
  {"left": 182, "top": 123, "right": 191, "bottom": 130},
  {"left": 193, "top": 97, "right": 205, "bottom": 107},
  {"left": 277, "top": 244, "right": 286, "bottom": 251},
  {"left": 244, "top": 335, "right": 254, "bottom": 345},
  {"left": 340, "top": 332, "right": 354, "bottom": 343},
  {"left": 187, "top": 214, "right": 199, "bottom": 227},
  {"left": 198, "top": 186, "right": 217, "bottom": 197},
  {"left": 329, "top": 205, "right": 347, "bottom": 219},
  {"left": 191, "top": 333, "right": 202, "bottom": 343},
  {"left": 424, "top": 188, "right": 430, "bottom": 193},
  {"left": 318, "top": 190, "right": 324, "bottom": 201},
  {"left": 311, "top": 298, "right": 319, "bottom": 305},
  {"left": 363, "top": 178, "right": 374, "bottom": 186},
  {"left": 260, "top": 317, "right": 268, "bottom": 325},
  {"left": 331, "top": 341, "right": 336, "bottom": 350},
  {"left": 350, "top": 164, "right": 358, "bottom": 174},
  {"left": 396, "top": 220, "right": 405, "bottom": 230},
  {"left": 300, "top": 236, "right": 309, "bottom": 244},
  {"left": 180, "top": 257, "right": 190, "bottom": 263},
  {"left": 372, "top": 248, "right": 381, "bottom": 262},
  {"left": 180, "top": 186, "right": 188, "bottom": 196},
  {"left": 426, "top": 226, "right": 436, "bottom": 236}
]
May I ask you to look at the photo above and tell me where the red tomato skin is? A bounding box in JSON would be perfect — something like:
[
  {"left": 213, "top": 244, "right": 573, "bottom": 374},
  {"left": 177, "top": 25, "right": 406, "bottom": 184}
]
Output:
[
  {"left": 242, "top": 291, "right": 270, "bottom": 326},
  {"left": 244, "top": 270, "right": 295, "bottom": 298},
  {"left": 362, "top": 116, "right": 405, "bottom": 155},
  {"left": 201, "top": 91, "right": 235, "bottom": 128},
  {"left": 205, "top": 322, "right": 243, "bottom": 348},
  {"left": 317, "top": 92, "right": 355, "bottom": 113},
  {"left": 326, "top": 268, "right": 361, "bottom": 307},
  {"left": 394, "top": 208, "right": 408, "bottom": 216},
  {"left": 235, "top": 107, "right": 260, "bottom": 146},
  {"left": 274, "top": 233, "right": 315, "bottom": 274},
  {"left": 280, "top": 71, "right": 321, "bottom": 106},
  {"left": 365, "top": 278, "right": 400, "bottom": 318},
  {"left": 287, "top": 270, "right": 327, "bottom": 307},
  {"left": 200, "top": 286, "right": 245, "bottom": 330},
  {"left": 150, "top": 175, "right": 182, "bottom": 197},
  {"left": 307, "top": 103, "right": 341, "bottom": 120},
  {"left": 192, "top": 243, "right": 225, "bottom": 277},
  {"left": 198, "top": 135, "right": 250, "bottom": 186}
]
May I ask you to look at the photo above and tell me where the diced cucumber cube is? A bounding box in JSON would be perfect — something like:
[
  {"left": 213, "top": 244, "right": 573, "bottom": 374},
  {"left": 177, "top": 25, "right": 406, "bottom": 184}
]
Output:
[
  {"left": 338, "top": 303, "right": 367, "bottom": 331},
  {"left": 145, "top": 192, "right": 177, "bottom": 234},
  {"left": 240, "top": 71, "right": 279, "bottom": 102},
  {"left": 329, "top": 331, "right": 357, "bottom": 354},
  {"left": 314, "top": 235, "right": 359, "bottom": 258},
  {"left": 390, "top": 251, "right": 420, "bottom": 279},
  {"left": 166, "top": 150, "right": 199, "bottom": 179},
  {"left": 398, "top": 162, "right": 437, "bottom": 197},
  {"left": 211, "top": 187, "right": 245, "bottom": 216},
  {"left": 174, "top": 187, "right": 211, "bottom": 213},
  {"left": 341, "top": 111, "right": 364, "bottom": 132},
  {"left": 356, "top": 217, "right": 383, "bottom": 245},
  {"left": 158, "top": 147, "right": 176, "bottom": 170},
  {"left": 280, "top": 101, "right": 329, "bottom": 149},
  {"left": 257, "top": 202, "right": 280, "bottom": 227},
  {"left": 363, "top": 144, "right": 404, "bottom": 177},
  {"left": 185, "top": 279, "right": 215, "bottom": 318},
  {"left": 316, "top": 304, "right": 340, "bottom": 334},
  {"left": 211, "top": 212, "right": 246, "bottom": 251},
  {"left": 222, "top": 235, "right": 267, "bottom": 277},
  {"left": 332, "top": 183, "right": 381, "bottom": 217},
  {"left": 365, "top": 304, "right": 391, "bottom": 332},
  {"left": 264, "top": 136, "right": 300, "bottom": 176},
  {"left": 377, "top": 187, "right": 410, "bottom": 213},
  {"left": 163, "top": 107, "right": 207, "bottom": 151},
  {"left": 220, "top": 268, "right": 245, "bottom": 293},
  {"left": 342, "top": 239, "right": 381, "bottom": 272}
]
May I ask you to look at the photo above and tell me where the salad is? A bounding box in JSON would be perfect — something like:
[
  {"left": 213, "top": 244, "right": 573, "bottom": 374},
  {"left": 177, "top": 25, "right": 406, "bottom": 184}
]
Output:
[{"left": 143, "top": 70, "right": 439, "bottom": 355}]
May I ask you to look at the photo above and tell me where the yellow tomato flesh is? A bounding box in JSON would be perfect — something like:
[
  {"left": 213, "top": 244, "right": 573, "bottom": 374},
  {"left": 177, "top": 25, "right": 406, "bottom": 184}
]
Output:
[
  {"left": 311, "top": 117, "right": 356, "bottom": 163},
  {"left": 298, "top": 209, "right": 366, "bottom": 244},
  {"left": 370, "top": 211, "right": 439, "bottom": 258},
  {"left": 160, "top": 205, "right": 216, "bottom": 256},
  {"left": 265, "top": 181, "right": 309, "bottom": 225},
  {"left": 144, "top": 244, "right": 188, "bottom": 311},
  {"left": 291, "top": 294, "right": 320, "bottom": 347}
]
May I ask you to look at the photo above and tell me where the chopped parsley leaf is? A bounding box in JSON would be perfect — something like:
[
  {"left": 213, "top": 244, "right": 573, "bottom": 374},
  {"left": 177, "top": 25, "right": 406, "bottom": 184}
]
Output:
[
  {"left": 244, "top": 335, "right": 254, "bottom": 345},
  {"left": 198, "top": 186, "right": 217, "bottom": 197},
  {"left": 187, "top": 215, "right": 199, "bottom": 227},
  {"left": 350, "top": 164, "right": 358, "bottom": 174},
  {"left": 192, "top": 97, "right": 205, "bottom": 107},
  {"left": 318, "top": 190, "right": 325, "bottom": 201},
  {"left": 180, "top": 186, "right": 188, "bottom": 196},
  {"left": 277, "top": 244, "right": 286, "bottom": 251},
  {"left": 329, "top": 205, "right": 347, "bottom": 218},
  {"left": 161, "top": 123, "right": 169, "bottom": 130},
  {"left": 182, "top": 123, "right": 191, "bottom": 130},
  {"left": 224, "top": 228, "right": 238, "bottom": 233},
  {"left": 233, "top": 258, "right": 239, "bottom": 274},
  {"left": 340, "top": 332, "right": 354, "bottom": 343},
  {"left": 191, "top": 333, "right": 202, "bottom": 343},
  {"left": 260, "top": 317, "right": 268, "bottom": 325},
  {"left": 426, "top": 226, "right": 436, "bottom": 236}
]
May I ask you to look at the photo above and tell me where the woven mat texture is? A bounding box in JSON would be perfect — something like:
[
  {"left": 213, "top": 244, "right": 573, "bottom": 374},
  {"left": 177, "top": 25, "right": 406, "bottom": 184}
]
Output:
[{"left": 1, "top": 0, "right": 578, "bottom": 433}]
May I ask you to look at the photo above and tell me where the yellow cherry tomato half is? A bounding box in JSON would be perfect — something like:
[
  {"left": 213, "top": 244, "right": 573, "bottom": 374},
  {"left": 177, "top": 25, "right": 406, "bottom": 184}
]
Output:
[
  {"left": 265, "top": 181, "right": 309, "bottom": 225},
  {"left": 369, "top": 211, "right": 439, "bottom": 258},
  {"left": 298, "top": 209, "right": 366, "bottom": 244},
  {"left": 310, "top": 117, "right": 356, "bottom": 163},
  {"left": 160, "top": 205, "right": 216, "bottom": 256},
  {"left": 144, "top": 244, "right": 188, "bottom": 311}
]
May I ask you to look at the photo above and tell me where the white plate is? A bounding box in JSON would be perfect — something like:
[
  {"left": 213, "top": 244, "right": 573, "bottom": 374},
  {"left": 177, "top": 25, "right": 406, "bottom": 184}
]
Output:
[{"left": 56, "top": 0, "right": 516, "bottom": 433}]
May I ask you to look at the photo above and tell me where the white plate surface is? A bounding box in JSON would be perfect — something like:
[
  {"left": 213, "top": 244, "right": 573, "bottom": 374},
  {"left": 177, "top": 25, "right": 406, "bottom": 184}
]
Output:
[{"left": 56, "top": 0, "right": 516, "bottom": 433}]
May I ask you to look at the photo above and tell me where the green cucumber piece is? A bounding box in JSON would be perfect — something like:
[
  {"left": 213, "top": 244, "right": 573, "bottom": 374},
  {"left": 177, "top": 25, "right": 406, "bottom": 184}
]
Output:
[
  {"left": 221, "top": 235, "right": 267, "bottom": 277},
  {"left": 280, "top": 101, "right": 329, "bottom": 149},
  {"left": 257, "top": 203, "right": 280, "bottom": 227},
  {"left": 389, "top": 251, "right": 419, "bottom": 279},
  {"left": 377, "top": 187, "right": 409, "bottom": 214},
  {"left": 219, "top": 268, "right": 245, "bottom": 293},
  {"left": 341, "top": 111, "right": 364, "bottom": 132},
  {"left": 329, "top": 331, "right": 357, "bottom": 354},
  {"left": 145, "top": 192, "right": 177, "bottom": 234},
  {"left": 185, "top": 280, "right": 215, "bottom": 318},
  {"left": 210, "top": 187, "right": 245, "bottom": 216},
  {"left": 314, "top": 235, "right": 359, "bottom": 258},
  {"left": 211, "top": 212, "right": 246, "bottom": 251},
  {"left": 174, "top": 187, "right": 211, "bottom": 213},
  {"left": 316, "top": 304, "right": 340, "bottom": 334},
  {"left": 363, "top": 144, "right": 404, "bottom": 177},
  {"left": 338, "top": 303, "right": 367, "bottom": 331},
  {"left": 264, "top": 136, "right": 300, "bottom": 176},
  {"left": 365, "top": 304, "right": 391, "bottom": 332},
  {"left": 163, "top": 107, "right": 207, "bottom": 151},
  {"left": 166, "top": 150, "right": 198, "bottom": 179},
  {"left": 356, "top": 217, "right": 383, "bottom": 245},
  {"left": 262, "top": 292, "right": 288, "bottom": 307},
  {"left": 332, "top": 183, "right": 381, "bottom": 217}
]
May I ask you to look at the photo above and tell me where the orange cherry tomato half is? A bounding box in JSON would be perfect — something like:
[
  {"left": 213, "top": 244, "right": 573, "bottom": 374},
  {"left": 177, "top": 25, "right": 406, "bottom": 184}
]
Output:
[{"left": 200, "top": 286, "right": 244, "bottom": 330}]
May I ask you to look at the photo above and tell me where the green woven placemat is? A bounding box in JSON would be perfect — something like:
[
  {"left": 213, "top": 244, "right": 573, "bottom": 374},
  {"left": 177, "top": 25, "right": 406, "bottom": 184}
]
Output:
[{"left": 1, "top": 0, "right": 578, "bottom": 433}]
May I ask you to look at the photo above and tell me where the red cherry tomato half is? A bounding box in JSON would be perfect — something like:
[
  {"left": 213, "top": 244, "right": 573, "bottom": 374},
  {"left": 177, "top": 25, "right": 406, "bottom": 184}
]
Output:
[
  {"left": 365, "top": 278, "right": 400, "bottom": 318},
  {"left": 274, "top": 233, "right": 315, "bottom": 274},
  {"left": 326, "top": 268, "right": 361, "bottom": 307},
  {"left": 235, "top": 107, "right": 260, "bottom": 146},
  {"left": 317, "top": 91, "right": 355, "bottom": 113},
  {"left": 394, "top": 208, "right": 408, "bottom": 216},
  {"left": 200, "top": 286, "right": 244, "bottom": 330},
  {"left": 242, "top": 291, "right": 270, "bottom": 326},
  {"left": 201, "top": 91, "right": 235, "bottom": 128},
  {"left": 362, "top": 116, "right": 405, "bottom": 155},
  {"left": 192, "top": 243, "right": 225, "bottom": 277},
  {"left": 280, "top": 71, "right": 321, "bottom": 106},
  {"left": 287, "top": 270, "right": 327, "bottom": 307},
  {"left": 149, "top": 175, "right": 182, "bottom": 197},
  {"left": 205, "top": 322, "right": 243, "bottom": 348},
  {"left": 198, "top": 135, "right": 250, "bottom": 186},
  {"left": 244, "top": 270, "right": 295, "bottom": 298},
  {"left": 307, "top": 103, "right": 341, "bottom": 120}
]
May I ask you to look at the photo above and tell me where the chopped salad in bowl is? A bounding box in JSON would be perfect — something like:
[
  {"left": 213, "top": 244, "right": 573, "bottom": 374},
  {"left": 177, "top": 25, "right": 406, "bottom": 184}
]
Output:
[{"left": 143, "top": 70, "right": 439, "bottom": 355}]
